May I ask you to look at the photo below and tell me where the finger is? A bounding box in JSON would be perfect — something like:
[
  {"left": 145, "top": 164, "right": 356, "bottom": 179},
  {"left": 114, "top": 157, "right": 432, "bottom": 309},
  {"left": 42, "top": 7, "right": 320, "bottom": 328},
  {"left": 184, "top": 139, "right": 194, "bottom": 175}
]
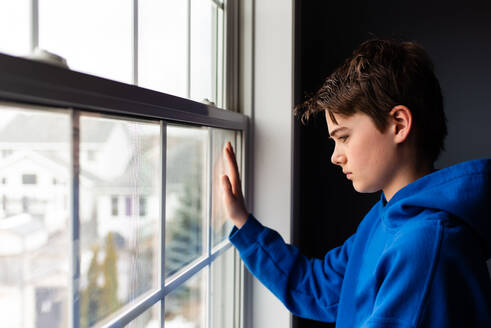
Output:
[
  {"left": 221, "top": 174, "right": 233, "bottom": 199},
  {"left": 226, "top": 142, "right": 241, "bottom": 182},
  {"left": 224, "top": 142, "right": 241, "bottom": 193}
]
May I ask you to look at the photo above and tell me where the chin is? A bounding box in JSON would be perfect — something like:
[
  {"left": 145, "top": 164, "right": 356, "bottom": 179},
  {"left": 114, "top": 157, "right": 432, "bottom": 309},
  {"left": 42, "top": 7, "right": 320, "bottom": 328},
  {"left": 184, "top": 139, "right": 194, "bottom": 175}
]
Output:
[{"left": 352, "top": 181, "right": 379, "bottom": 194}]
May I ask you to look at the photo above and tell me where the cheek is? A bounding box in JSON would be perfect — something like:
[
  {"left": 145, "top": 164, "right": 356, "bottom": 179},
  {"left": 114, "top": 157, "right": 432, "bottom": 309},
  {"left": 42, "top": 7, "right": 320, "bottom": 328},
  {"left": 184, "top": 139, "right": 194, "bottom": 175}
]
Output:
[
  {"left": 358, "top": 133, "right": 391, "bottom": 167},
  {"left": 349, "top": 136, "right": 380, "bottom": 168},
  {"left": 349, "top": 135, "right": 393, "bottom": 189}
]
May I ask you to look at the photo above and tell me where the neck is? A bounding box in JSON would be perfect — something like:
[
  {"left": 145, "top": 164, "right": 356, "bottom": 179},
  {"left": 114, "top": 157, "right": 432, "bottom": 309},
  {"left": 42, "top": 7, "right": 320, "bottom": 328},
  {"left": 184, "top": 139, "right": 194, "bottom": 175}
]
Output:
[{"left": 383, "top": 160, "right": 434, "bottom": 203}]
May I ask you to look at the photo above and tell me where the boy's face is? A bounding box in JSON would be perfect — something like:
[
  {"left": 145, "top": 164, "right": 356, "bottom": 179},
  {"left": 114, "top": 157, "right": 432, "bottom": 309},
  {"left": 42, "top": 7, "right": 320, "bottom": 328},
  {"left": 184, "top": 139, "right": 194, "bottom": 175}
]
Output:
[{"left": 325, "top": 110, "right": 399, "bottom": 194}]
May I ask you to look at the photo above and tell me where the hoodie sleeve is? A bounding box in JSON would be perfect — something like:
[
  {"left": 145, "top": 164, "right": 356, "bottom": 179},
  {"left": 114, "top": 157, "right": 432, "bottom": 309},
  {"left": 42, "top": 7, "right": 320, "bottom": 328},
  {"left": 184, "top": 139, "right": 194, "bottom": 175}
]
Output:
[{"left": 228, "top": 214, "right": 354, "bottom": 322}]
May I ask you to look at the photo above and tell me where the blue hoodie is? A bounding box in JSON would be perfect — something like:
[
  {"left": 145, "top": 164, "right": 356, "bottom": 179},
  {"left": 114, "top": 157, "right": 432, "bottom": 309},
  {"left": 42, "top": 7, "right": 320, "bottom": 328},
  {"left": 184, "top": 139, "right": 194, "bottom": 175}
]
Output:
[{"left": 229, "top": 158, "right": 491, "bottom": 327}]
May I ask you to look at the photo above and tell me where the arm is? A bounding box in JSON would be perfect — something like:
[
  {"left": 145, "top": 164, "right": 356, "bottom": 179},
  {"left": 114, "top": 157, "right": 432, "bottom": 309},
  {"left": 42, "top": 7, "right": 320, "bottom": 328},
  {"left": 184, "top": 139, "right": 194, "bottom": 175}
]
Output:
[
  {"left": 220, "top": 141, "right": 352, "bottom": 321},
  {"left": 229, "top": 215, "right": 355, "bottom": 322}
]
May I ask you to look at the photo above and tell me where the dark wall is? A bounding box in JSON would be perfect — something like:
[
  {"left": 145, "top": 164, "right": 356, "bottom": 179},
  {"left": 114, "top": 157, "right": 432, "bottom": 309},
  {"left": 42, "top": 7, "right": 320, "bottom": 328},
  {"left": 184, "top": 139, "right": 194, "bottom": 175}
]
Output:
[{"left": 292, "top": 1, "right": 491, "bottom": 327}]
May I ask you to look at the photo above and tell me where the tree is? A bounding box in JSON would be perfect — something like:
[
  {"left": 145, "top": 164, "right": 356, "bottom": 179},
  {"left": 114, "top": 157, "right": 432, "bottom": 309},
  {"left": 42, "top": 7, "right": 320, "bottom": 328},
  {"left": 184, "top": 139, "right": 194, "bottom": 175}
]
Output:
[
  {"left": 80, "top": 233, "right": 120, "bottom": 327},
  {"left": 81, "top": 245, "right": 101, "bottom": 328},
  {"left": 100, "top": 232, "right": 120, "bottom": 318},
  {"left": 165, "top": 146, "right": 204, "bottom": 318},
  {"left": 165, "top": 164, "right": 203, "bottom": 278}
]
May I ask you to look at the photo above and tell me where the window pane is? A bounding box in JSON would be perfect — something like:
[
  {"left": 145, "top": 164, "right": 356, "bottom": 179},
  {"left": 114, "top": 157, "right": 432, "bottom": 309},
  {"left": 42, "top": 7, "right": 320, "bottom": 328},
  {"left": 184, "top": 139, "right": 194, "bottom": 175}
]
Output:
[
  {"left": 216, "top": 7, "right": 225, "bottom": 108},
  {"left": 0, "top": 104, "right": 70, "bottom": 328},
  {"left": 79, "top": 115, "right": 161, "bottom": 327},
  {"left": 139, "top": 0, "right": 187, "bottom": 98},
  {"left": 210, "top": 248, "right": 235, "bottom": 328},
  {"left": 39, "top": 0, "right": 133, "bottom": 84},
  {"left": 125, "top": 302, "right": 160, "bottom": 328},
  {"left": 22, "top": 174, "right": 38, "bottom": 185},
  {"left": 190, "top": 0, "right": 215, "bottom": 103},
  {"left": 211, "top": 128, "right": 237, "bottom": 247},
  {"left": 165, "top": 269, "right": 207, "bottom": 328},
  {"left": 165, "top": 125, "right": 208, "bottom": 278},
  {"left": 0, "top": 0, "right": 31, "bottom": 56}
]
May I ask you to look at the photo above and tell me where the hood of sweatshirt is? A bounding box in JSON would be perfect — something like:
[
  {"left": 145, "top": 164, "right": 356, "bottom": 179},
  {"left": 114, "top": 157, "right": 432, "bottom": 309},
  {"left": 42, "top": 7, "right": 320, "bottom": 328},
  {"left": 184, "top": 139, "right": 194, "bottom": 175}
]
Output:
[{"left": 380, "top": 158, "right": 491, "bottom": 258}]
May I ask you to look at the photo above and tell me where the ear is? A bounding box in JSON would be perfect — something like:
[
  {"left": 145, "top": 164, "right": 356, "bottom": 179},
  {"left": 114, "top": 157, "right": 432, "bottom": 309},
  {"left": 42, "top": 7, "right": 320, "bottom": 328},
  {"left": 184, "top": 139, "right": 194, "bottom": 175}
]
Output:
[{"left": 389, "top": 105, "right": 412, "bottom": 144}]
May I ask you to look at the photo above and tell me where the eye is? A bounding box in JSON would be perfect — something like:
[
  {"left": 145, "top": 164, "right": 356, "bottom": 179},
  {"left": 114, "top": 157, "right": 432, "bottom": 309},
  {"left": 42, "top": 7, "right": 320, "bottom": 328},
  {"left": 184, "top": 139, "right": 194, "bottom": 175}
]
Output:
[{"left": 338, "top": 135, "right": 348, "bottom": 142}]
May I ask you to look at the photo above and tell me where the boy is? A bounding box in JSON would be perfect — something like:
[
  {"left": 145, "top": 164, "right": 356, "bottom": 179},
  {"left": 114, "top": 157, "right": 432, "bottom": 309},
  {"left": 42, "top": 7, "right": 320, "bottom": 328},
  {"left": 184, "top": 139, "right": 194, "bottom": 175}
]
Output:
[{"left": 221, "top": 39, "right": 491, "bottom": 327}]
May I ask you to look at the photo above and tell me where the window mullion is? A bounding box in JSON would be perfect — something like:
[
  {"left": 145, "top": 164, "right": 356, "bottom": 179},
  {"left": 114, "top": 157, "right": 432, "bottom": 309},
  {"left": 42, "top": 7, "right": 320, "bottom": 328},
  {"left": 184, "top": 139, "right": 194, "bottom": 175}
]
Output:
[
  {"left": 207, "top": 129, "right": 213, "bottom": 256},
  {"left": 207, "top": 128, "right": 213, "bottom": 328},
  {"left": 187, "top": 0, "right": 192, "bottom": 99},
  {"left": 30, "top": 0, "right": 39, "bottom": 52},
  {"left": 212, "top": 4, "right": 218, "bottom": 106},
  {"left": 69, "top": 109, "right": 81, "bottom": 328},
  {"left": 161, "top": 121, "right": 167, "bottom": 328},
  {"left": 133, "top": 0, "right": 139, "bottom": 85},
  {"left": 164, "top": 242, "right": 232, "bottom": 294}
]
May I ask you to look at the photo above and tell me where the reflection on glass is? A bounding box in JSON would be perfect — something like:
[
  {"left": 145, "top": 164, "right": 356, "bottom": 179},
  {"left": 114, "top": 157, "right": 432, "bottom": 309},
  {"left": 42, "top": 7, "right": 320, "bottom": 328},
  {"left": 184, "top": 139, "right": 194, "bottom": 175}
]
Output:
[
  {"left": 210, "top": 247, "right": 235, "bottom": 328},
  {"left": 0, "top": 1, "right": 31, "bottom": 56},
  {"left": 190, "top": 0, "right": 214, "bottom": 103},
  {"left": 165, "top": 269, "right": 207, "bottom": 328},
  {"left": 39, "top": 0, "right": 133, "bottom": 83},
  {"left": 79, "top": 115, "right": 161, "bottom": 327},
  {"left": 0, "top": 104, "right": 70, "bottom": 328},
  {"left": 125, "top": 302, "right": 160, "bottom": 328},
  {"left": 139, "top": 0, "right": 187, "bottom": 98},
  {"left": 216, "top": 7, "right": 225, "bottom": 108},
  {"left": 211, "top": 128, "right": 238, "bottom": 247},
  {"left": 165, "top": 125, "right": 208, "bottom": 278}
]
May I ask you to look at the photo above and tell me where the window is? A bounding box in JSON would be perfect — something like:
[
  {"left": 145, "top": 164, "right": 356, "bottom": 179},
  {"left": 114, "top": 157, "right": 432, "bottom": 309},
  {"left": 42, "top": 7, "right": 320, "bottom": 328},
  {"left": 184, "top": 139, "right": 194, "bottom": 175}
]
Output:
[
  {"left": 21, "top": 195, "right": 29, "bottom": 212},
  {"left": 22, "top": 174, "right": 37, "bottom": 185},
  {"left": 125, "top": 196, "right": 133, "bottom": 217},
  {"left": 0, "top": 0, "right": 228, "bottom": 106},
  {"left": 111, "top": 196, "right": 119, "bottom": 217},
  {"left": 0, "top": 1, "right": 31, "bottom": 56},
  {"left": 39, "top": 0, "right": 134, "bottom": 84},
  {"left": 0, "top": 1, "right": 245, "bottom": 327},
  {"left": 139, "top": 196, "right": 147, "bottom": 217},
  {"left": 1, "top": 149, "right": 13, "bottom": 158}
]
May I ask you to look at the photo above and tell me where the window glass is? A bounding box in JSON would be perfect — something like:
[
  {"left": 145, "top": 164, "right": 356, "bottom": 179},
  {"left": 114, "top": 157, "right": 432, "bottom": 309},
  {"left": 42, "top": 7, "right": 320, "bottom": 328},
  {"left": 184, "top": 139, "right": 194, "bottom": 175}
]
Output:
[
  {"left": 165, "top": 125, "right": 208, "bottom": 278},
  {"left": 0, "top": 103, "right": 70, "bottom": 328},
  {"left": 125, "top": 196, "right": 133, "bottom": 217},
  {"left": 39, "top": 0, "right": 133, "bottom": 84},
  {"left": 190, "top": 0, "right": 214, "bottom": 103},
  {"left": 111, "top": 196, "right": 119, "bottom": 216},
  {"left": 79, "top": 115, "right": 161, "bottom": 327},
  {"left": 211, "top": 128, "right": 237, "bottom": 246},
  {"left": 138, "top": 0, "right": 187, "bottom": 98},
  {"left": 139, "top": 196, "right": 147, "bottom": 217},
  {"left": 125, "top": 302, "right": 160, "bottom": 328},
  {"left": 216, "top": 7, "right": 225, "bottom": 108},
  {"left": 210, "top": 247, "right": 235, "bottom": 328},
  {"left": 22, "top": 174, "right": 37, "bottom": 185},
  {"left": 0, "top": 0, "right": 31, "bottom": 56},
  {"left": 165, "top": 269, "right": 207, "bottom": 328}
]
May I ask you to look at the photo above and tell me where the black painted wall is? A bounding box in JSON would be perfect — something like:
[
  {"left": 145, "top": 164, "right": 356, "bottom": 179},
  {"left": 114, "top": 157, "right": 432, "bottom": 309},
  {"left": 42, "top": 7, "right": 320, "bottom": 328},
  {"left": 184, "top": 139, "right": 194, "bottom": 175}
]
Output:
[{"left": 292, "top": 1, "right": 491, "bottom": 327}]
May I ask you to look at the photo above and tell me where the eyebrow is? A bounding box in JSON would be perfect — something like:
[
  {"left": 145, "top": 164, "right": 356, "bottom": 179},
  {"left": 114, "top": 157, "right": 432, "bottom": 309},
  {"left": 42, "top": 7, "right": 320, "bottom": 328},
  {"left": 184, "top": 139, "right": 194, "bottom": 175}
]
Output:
[{"left": 328, "top": 127, "right": 349, "bottom": 139}]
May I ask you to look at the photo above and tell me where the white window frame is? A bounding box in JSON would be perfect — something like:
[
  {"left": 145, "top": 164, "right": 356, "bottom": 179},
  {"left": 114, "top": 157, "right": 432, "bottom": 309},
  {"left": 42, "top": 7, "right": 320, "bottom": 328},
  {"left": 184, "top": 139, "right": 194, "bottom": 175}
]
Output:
[{"left": 0, "top": 0, "right": 248, "bottom": 327}]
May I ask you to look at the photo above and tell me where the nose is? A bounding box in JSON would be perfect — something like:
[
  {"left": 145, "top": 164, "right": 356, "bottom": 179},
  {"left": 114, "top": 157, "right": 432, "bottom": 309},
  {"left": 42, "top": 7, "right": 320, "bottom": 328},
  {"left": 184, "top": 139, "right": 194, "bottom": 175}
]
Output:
[{"left": 331, "top": 146, "right": 346, "bottom": 166}]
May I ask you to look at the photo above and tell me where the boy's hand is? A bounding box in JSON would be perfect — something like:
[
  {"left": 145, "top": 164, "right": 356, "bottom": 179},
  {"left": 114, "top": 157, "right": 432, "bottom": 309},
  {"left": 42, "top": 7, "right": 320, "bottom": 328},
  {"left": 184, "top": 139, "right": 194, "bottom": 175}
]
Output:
[{"left": 221, "top": 141, "right": 249, "bottom": 229}]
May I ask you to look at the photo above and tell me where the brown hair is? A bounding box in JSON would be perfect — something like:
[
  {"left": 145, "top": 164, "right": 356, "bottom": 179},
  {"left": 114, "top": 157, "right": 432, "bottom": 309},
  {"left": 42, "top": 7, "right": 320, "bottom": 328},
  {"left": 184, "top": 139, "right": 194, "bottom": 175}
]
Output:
[{"left": 294, "top": 38, "right": 448, "bottom": 164}]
